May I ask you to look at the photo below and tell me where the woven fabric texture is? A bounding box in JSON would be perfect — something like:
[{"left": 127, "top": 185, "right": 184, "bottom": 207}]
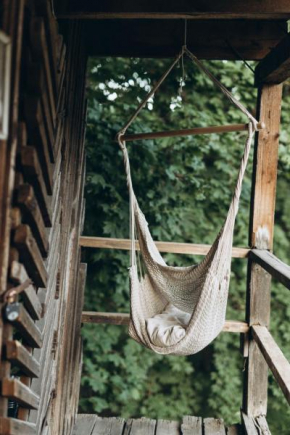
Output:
[{"left": 117, "top": 48, "right": 257, "bottom": 355}]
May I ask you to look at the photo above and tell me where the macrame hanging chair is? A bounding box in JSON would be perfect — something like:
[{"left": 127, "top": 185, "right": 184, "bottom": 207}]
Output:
[{"left": 117, "top": 46, "right": 258, "bottom": 356}]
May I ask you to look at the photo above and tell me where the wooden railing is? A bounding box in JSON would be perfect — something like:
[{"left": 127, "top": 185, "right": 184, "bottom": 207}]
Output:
[
  {"left": 79, "top": 236, "right": 250, "bottom": 258},
  {"left": 80, "top": 236, "right": 290, "bottom": 412}
]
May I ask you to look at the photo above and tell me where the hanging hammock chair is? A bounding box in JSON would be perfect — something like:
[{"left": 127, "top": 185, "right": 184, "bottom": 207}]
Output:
[{"left": 117, "top": 47, "right": 258, "bottom": 356}]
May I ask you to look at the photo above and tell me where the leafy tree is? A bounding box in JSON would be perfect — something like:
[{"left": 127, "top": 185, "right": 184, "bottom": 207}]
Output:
[{"left": 79, "top": 55, "right": 290, "bottom": 433}]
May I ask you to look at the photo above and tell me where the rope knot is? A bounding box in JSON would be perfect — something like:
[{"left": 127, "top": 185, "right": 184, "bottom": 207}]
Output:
[{"left": 116, "top": 130, "right": 126, "bottom": 149}]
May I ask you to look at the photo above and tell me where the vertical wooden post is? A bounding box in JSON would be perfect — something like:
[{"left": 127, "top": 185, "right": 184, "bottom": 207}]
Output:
[{"left": 243, "top": 84, "right": 282, "bottom": 416}]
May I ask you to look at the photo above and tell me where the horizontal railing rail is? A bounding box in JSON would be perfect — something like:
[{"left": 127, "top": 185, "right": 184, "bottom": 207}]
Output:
[
  {"left": 249, "top": 249, "right": 290, "bottom": 290},
  {"left": 81, "top": 311, "right": 249, "bottom": 333},
  {"left": 79, "top": 237, "right": 249, "bottom": 258}
]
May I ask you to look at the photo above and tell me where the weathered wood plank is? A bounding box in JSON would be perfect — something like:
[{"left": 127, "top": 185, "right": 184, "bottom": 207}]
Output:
[
  {"left": 72, "top": 415, "right": 97, "bottom": 435},
  {"left": 204, "top": 418, "right": 226, "bottom": 435},
  {"left": 83, "top": 20, "right": 286, "bottom": 60},
  {"left": 56, "top": 1, "right": 290, "bottom": 19},
  {"left": 92, "top": 417, "right": 125, "bottom": 435},
  {"left": 255, "top": 416, "right": 271, "bottom": 434},
  {"left": 227, "top": 424, "right": 242, "bottom": 435},
  {"left": 0, "top": 417, "right": 37, "bottom": 435},
  {"left": 241, "top": 412, "right": 258, "bottom": 435},
  {"left": 16, "top": 184, "right": 49, "bottom": 257},
  {"left": 10, "top": 260, "right": 43, "bottom": 320},
  {"left": 155, "top": 420, "right": 179, "bottom": 435},
  {"left": 244, "top": 83, "right": 282, "bottom": 417},
  {"left": 2, "top": 378, "right": 39, "bottom": 409},
  {"left": 5, "top": 303, "right": 42, "bottom": 348},
  {"left": 0, "top": 0, "right": 25, "bottom": 295},
  {"left": 249, "top": 249, "right": 290, "bottom": 290},
  {"left": 34, "top": 0, "right": 59, "bottom": 85},
  {"left": 14, "top": 224, "right": 48, "bottom": 287},
  {"left": 30, "top": 17, "right": 57, "bottom": 115},
  {"left": 249, "top": 85, "right": 282, "bottom": 249},
  {"left": 80, "top": 237, "right": 249, "bottom": 258},
  {"left": 20, "top": 146, "right": 52, "bottom": 227},
  {"left": 81, "top": 312, "right": 249, "bottom": 333},
  {"left": 121, "top": 122, "right": 265, "bottom": 142},
  {"left": 181, "top": 416, "right": 202, "bottom": 435},
  {"left": 129, "top": 418, "right": 156, "bottom": 435},
  {"left": 255, "top": 34, "right": 290, "bottom": 86},
  {"left": 24, "top": 95, "right": 54, "bottom": 188},
  {"left": 5, "top": 340, "right": 40, "bottom": 378},
  {"left": 252, "top": 325, "right": 290, "bottom": 405}
]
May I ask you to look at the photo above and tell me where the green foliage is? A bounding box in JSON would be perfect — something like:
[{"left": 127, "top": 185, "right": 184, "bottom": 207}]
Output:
[{"left": 80, "top": 56, "right": 290, "bottom": 432}]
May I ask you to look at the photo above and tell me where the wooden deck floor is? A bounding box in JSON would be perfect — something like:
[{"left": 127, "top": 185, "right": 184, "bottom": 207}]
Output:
[{"left": 72, "top": 415, "right": 244, "bottom": 434}]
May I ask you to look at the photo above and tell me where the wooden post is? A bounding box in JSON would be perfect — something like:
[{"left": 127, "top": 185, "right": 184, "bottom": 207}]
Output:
[{"left": 243, "top": 83, "right": 282, "bottom": 416}]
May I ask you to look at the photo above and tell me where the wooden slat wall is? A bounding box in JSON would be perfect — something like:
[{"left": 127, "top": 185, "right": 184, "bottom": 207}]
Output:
[{"left": 0, "top": 2, "right": 88, "bottom": 434}]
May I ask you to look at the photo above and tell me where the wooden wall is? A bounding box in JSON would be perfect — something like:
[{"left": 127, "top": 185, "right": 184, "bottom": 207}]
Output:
[{"left": 0, "top": 1, "right": 87, "bottom": 434}]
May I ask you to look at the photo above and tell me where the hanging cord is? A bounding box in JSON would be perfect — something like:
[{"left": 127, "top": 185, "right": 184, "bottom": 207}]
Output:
[
  {"left": 179, "top": 20, "right": 187, "bottom": 96},
  {"left": 225, "top": 40, "right": 255, "bottom": 75},
  {"left": 184, "top": 47, "right": 258, "bottom": 129}
]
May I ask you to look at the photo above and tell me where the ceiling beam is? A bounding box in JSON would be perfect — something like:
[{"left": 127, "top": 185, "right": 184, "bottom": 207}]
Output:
[
  {"left": 55, "top": 1, "right": 290, "bottom": 20},
  {"left": 255, "top": 33, "right": 290, "bottom": 85},
  {"left": 84, "top": 20, "right": 287, "bottom": 60}
]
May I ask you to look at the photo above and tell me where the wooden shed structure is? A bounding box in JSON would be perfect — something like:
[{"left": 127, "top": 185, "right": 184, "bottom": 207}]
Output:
[{"left": 0, "top": 1, "right": 290, "bottom": 434}]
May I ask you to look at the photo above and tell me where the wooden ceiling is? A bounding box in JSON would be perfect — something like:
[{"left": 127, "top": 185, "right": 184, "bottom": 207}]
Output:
[{"left": 56, "top": 1, "right": 290, "bottom": 60}]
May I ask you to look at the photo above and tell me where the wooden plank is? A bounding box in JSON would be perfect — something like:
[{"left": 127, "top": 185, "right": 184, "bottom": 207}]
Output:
[
  {"left": 123, "top": 420, "right": 133, "bottom": 435},
  {"left": 181, "top": 416, "right": 202, "bottom": 435},
  {"left": 129, "top": 418, "right": 156, "bottom": 435},
  {"left": 155, "top": 420, "right": 179, "bottom": 435},
  {"left": 252, "top": 325, "right": 290, "bottom": 405},
  {"left": 249, "top": 85, "right": 282, "bottom": 249},
  {"left": 243, "top": 83, "right": 282, "bottom": 417},
  {"left": 5, "top": 340, "right": 40, "bottom": 378},
  {"left": 92, "top": 417, "right": 125, "bottom": 435},
  {"left": 255, "top": 34, "right": 290, "bottom": 86},
  {"left": 20, "top": 146, "right": 52, "bottom": 227},
  {"left": 255, "top": 416, "right": 271, "bottom": 434},
  {"left": 0, "top": 417, "right": 36, "bottom": 435},
  {"left": 14, "top": 224, "right": 48, "bottom": 288},
  {"left": 83, "top": 20, "right": 286, "bottom": 60},
  {"left": 121, "top": 122, "right": 265, "bottom": 142},
  {"left": 56, "top": 1, "right": 290, "bottom": 19},
  {"left": 81, "top": 312, "right": 249, "bottom": 333},
  {"left": 16, "top": 184, "right": 49, "bottom": 257},
  {"left": 2, "top": 378, "right": 39, "bottom": 409},
  {"left": 5, "top": 303, "right": 42, "bottom": 348},
  {"left": 72, "top": 415, "right": 97, "bottom": 435},
  {"left": 249, "top": 249, "right": 290, "bottom": 290},
  {"left": 30, "top": 17, "right": 57, "bottom": 113},
  {"left": 79, "top": 237, "right": 249, "bottom": 258},
  {"left": 241, "top": 412, "right": 258, "bottom": 435},
  {"left": 24, "top": 95, "right": 54, "bottom": 189},
  {"left": 10, "top": 260, "right": 43, "bottom": 320},
  {"left": 227, "top": 424, "right": 242, "bottom": 435},
  {"left": 204, "top": 418, "right": 226, "bottom": 435},
  {"left": 0, "top": 0, "right": 25, "bottom": 295},
  {"left": 27, "top": 60, "right": 56, "bottom": 131},
  {"left": 34, "top": 0, "right": 59, "bottom": 83}
]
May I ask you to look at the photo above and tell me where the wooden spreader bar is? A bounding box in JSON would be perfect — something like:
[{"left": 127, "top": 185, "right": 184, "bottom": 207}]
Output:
[
  {"left": 119, "top": 122, "right": 265, "bottom": 143},
  {"left": 80, "top": 236, "right": 249, "bottom": 258},
  {"left": 82, "top": 311, "right": 249, "bottom": 333}
]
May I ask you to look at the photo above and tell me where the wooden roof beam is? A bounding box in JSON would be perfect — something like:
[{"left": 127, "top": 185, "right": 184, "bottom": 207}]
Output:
[
  {"left": 255, "top": 33, "right": 290, "bottom": 85},
  {"left": 56, "top": 1, "right": 290, "bottom": 20}
]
